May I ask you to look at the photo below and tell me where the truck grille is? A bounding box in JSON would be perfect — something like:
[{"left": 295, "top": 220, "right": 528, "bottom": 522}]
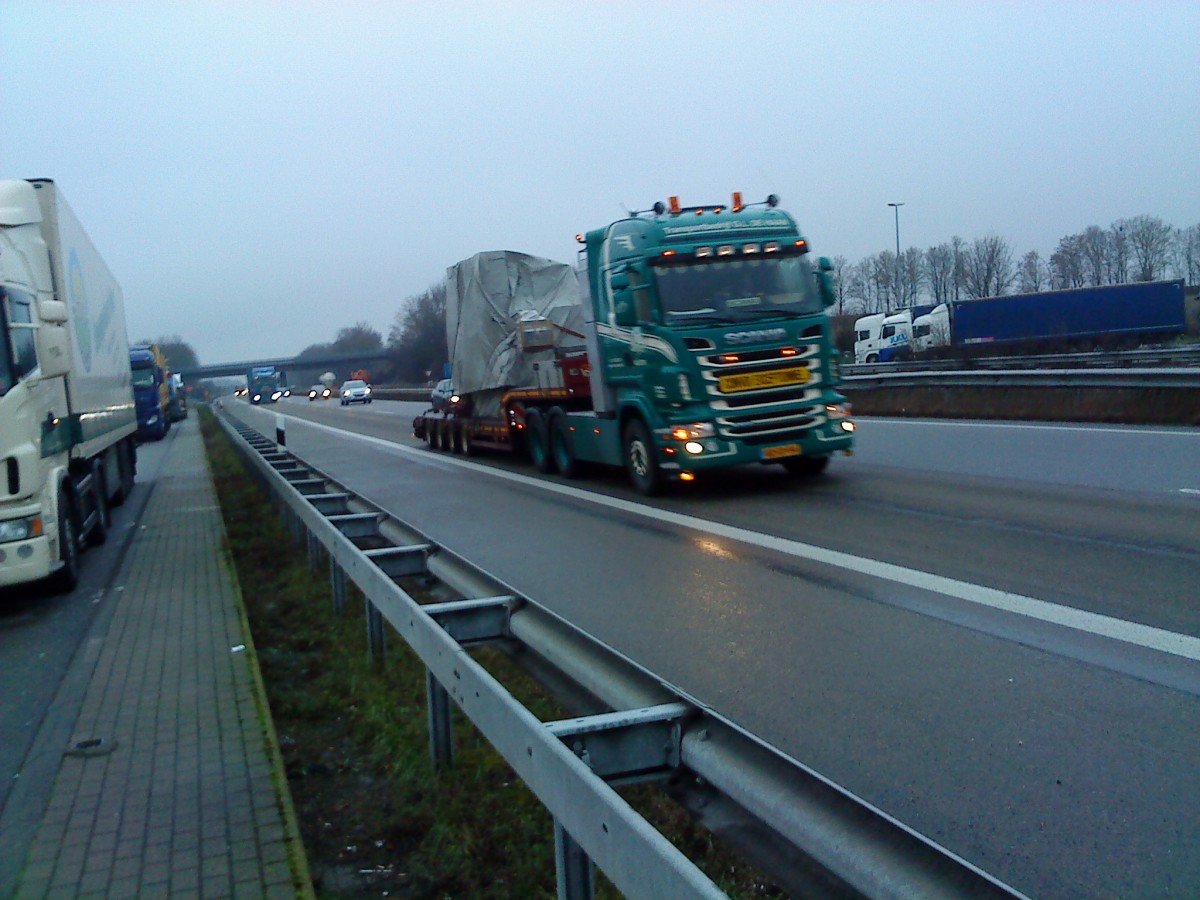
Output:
[{"left": 696, "top": 342, "right": 825, "bottom": 442}]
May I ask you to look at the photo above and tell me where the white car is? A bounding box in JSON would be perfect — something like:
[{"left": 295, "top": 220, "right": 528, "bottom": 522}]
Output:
[
  {"left": 340, "top": 379, "right": 372, "bottom": 405},
  {"left": 430, "top": 378, "right": 458, "bottom": 413}
]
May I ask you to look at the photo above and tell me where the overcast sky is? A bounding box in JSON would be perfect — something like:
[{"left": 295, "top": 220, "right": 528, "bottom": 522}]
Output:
[{"left": 4, "top": 1, "right": 1197, "bottom": 365}]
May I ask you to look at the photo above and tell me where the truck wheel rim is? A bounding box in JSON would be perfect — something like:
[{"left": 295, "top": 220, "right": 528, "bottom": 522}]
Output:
[{"left": 630, "top": 440, "right": 649, "bottom": 477}]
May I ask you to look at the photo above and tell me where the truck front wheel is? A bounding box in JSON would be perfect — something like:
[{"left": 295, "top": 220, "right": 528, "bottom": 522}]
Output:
[
  {"left": 548, "top": 408, "right": 579, "bottom": 478},
  {"left": 525, "top": 409, "right": 554, "bottom": 474},
  {"left": 623, "top": 419, "right": 661, "bottom": 496},
  {"left": 48, "top": 489, "right": 81, "bottom": 594}
]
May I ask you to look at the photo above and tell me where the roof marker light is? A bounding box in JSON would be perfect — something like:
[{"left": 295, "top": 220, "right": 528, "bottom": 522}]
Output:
[
  {"left": 669, "top": 196, "right": 681, "bottom": 214},
  {"left": 743, "top": 243, "right": 760, "bottom": 254},
  {"left": 764, "top": 242, "right": 780, "bottom": 253},
  {"left": 717, "top": 245, "right": 735, "bottom": 256},
  {"left": 696, "top": 246, "right": 713, "bottom": 257},
  {"left": 661, "top": 249, "right": 677, "bottom": 257},
  {"left": 795, "top": 239, "right": 809, "bottom": 253},
  {"left": 732, "top": 192, "right": 743, "bottom": 212}
]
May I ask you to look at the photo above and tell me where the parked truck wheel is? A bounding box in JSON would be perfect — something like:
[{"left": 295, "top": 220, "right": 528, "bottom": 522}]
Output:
[
  {"left": 525, "top": 409, "right": 554, "bottom": 473},
  {"left": 781, "top": 455, "right": 830, "bottom": 477},
  {"left": 548, "top": 409, "right": 580, "bottom": 478},
  {"left": 111, "top": 440, "right": 135, "bottom": 507},
  {"left": 48, "top": 489, "right": 81, "bottom": 594},
  {"left": 623, "top": 418, "right": 661, "bottom": 496},
  {"left": 87, "top": 461, "right": 110, "bottom": 546}
]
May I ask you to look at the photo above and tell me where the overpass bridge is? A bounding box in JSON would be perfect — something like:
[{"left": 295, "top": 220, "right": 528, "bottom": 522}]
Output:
[{"left": 178, "top": 349, "right": 394, "bottom": 382}]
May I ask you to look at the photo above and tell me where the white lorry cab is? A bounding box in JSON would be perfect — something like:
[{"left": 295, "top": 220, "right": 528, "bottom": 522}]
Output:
[
  {"left": 0, "top": 179, "right": 137, "bottom": 593},
  {"left": 853, "top": 313, "right": 887, "bottom": 363},
  {"left": 911, "top": 304, "right": 952, "bottom": 355}
]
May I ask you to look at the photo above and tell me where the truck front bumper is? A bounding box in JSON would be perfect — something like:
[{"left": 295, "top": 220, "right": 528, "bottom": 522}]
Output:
[
  {"left": 657, "top": 418, "right": 855, "bottom": 475},
  {"left": 0, "top": 534, "right": 53, "bottom": 588}
]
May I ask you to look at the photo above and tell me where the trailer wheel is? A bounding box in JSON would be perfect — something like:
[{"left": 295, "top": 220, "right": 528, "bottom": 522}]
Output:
[
  {"left": 548, "top": 408, "right": 580, "bottom": 478},
  {"left": 48, "top": 488, "right": 81, "bottom": 594},
  {"left": 461, "top": 425, "right": 475, "bottom": 457},
  {"left": 525, "top": 409, "right": 554, "bottom": 473},
  {"left": 451, "top": 421, "right": 464, "bottom": 454},
  {"left": 781, "top": 455, "right": 830, "bottom": 478},
  {"left": 623, "top": 418, "right": 661, "bottom": 496}
]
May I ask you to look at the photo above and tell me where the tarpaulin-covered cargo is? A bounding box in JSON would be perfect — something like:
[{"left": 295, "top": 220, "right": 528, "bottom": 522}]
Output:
[{"left": 446, "top": 251, "right": 587, "bottom": 399}]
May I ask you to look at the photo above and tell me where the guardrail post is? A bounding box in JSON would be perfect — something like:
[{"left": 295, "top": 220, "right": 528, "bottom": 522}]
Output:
[
  {"left": 330, "top": 558, "right": 346, "bottom": 615},
  {"left": 366, "top": 601, "right": 385, "bottom": 660},
  {"left": 554, "top": 819, "right": 595, "bottom": 900},
  {"left": 306, "top": 531, "right": 319, "bottom": 572},
  {"left": 426, "top": 670, "right": 455, "bottom": 771}
]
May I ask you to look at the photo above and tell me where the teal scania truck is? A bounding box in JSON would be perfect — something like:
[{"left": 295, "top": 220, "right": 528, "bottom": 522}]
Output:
[{"left": 415, "top": 194, "right": 855, "bottom": 494}]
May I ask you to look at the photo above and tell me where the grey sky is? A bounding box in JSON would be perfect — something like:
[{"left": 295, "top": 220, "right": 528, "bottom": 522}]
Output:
[{"left": 4, "top": 1, "right": 1197, "bottom": 365}]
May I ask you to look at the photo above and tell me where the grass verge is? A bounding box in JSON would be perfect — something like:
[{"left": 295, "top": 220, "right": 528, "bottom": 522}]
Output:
[{"left": 199, "top": 407, "right": 784, "bottom": 899}]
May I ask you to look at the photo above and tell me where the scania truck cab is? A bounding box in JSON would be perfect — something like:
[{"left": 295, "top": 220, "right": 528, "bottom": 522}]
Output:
[{"left": 574, "top": 193, "right": 854, "bottom": 491}]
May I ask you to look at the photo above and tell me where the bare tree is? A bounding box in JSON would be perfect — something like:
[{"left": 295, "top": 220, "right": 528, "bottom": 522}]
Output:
[
  {"left": 924, "top": 243, "right": 955, "bottom": 305},
  {"left": 962, "top": 235, "right": 1014, "bottom": 299},
  {"left": 1122, "top": 215, "right": 1174, "bottom": 282},
  {"left": 1017, "top": 250, "right": 1048, "bottom": 293},
  {"left": 1079, "top": 226, "right": 1108, "bottom": 286},
  {"left": 388, "top": 283, "right": 448, "bottom": 384},
  {"left": 1050, "top": 234, "right": 1085, "bottom": 289},
  {"left": 830, "top": 255, "right": 851, "bottom": 315},
  {"left": 1107, "top": 224, "right": 1129, "bottom": 284},
  {"left": 899, "top": 247, "right": 925, "bottom": 307},
  {"left": 1172, "top": 224, "right": 1200, "bottom": 283}
]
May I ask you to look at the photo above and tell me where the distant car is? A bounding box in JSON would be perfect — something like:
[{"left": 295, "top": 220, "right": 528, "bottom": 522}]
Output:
[
  {"left": 308, "top": 384, "right": 332, "bottom": 401},
  {"left": 431, "top": 378, "right": 458, "bottom": 412},
  {"left": 340, "top": 379, "right": 372, "bottom": 405}
]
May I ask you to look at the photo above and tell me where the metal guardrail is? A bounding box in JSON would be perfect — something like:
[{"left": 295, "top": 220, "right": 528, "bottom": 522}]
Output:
[
  {"left": 213, "top": 401, "right": 1028, "bottom": 900},
  {"left": 844, "top": 344, "right": 1200, "bottom": 378},
  {"left": 842, "top": 367, "right": 1200, "bottom": 391}
]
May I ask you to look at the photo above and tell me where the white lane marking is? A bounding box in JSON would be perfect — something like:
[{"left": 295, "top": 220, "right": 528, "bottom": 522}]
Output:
[
  {"left": 246, "top": 406, "right": 1200, "bottom": 663},
  {"left": 857, "top": 417, "right": 1200, "bottom": 438},
  {"left": 1180, "top": 489, "right": 1200, "bottom": 496}
]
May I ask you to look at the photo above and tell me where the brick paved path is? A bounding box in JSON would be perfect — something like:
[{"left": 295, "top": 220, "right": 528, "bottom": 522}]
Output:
[{"left": 15, "top": 422, "right": 308, "bottom": 899}]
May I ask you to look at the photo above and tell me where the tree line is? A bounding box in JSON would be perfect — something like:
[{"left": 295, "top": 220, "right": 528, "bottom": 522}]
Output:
[{"left": 830, "top": 215, "right": 1200, "bottom": 316}]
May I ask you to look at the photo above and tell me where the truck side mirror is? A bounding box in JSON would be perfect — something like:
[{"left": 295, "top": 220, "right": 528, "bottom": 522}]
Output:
[
  {"left": 36, "top": 324, "right": 72, "bottom": 378},
  {"left": 613, "top": 293, "right": 637, "bottom": 328},
  {"left": 816, "top": 256, "right": 837, "bottom": 308}
]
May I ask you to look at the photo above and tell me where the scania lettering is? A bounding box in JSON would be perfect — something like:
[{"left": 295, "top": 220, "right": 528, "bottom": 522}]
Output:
[
  {"left": 414, "top": 194, "right": 854, "bottom": 494},
  {"left": 0, "top": 179, "right": 137, "bottom": 593}
]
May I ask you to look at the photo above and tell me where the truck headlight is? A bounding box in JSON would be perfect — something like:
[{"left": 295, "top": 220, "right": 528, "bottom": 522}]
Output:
[
  {"left": 670, "top": 423, "right": 716, "bottom": 441},
  {"left": 684, "top": 441, "right": 704, "bottom": 455},
  {"left": 0, "top": 516, "right": 42, "bottom": 544}
]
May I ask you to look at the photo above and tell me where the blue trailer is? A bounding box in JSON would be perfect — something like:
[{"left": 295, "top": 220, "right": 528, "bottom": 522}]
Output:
[{"left": 912, "top": 281, "right": 1194, "bottom": 355}]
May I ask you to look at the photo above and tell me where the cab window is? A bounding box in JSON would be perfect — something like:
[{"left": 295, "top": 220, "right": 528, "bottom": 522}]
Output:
[{"left": 5, "top": 287, "right": 38, "bottom": 381}]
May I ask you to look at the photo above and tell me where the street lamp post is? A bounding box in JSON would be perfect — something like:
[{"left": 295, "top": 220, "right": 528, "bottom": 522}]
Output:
[{"left": 887, "top": 202, "right": 904, "bottom": 312}]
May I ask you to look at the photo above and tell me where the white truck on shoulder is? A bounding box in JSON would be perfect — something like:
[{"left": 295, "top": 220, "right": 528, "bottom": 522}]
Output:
[{"left": 0, "top": 179, "right": 138, "bottom": 593}]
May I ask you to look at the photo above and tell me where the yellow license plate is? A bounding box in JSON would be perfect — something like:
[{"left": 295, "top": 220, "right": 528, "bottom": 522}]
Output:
[
  {"left": 762, "top": 444, "right": 802, "bottom": 460},
  {"left": 719, "top": 366, "right": 809, "bottom": 394}
]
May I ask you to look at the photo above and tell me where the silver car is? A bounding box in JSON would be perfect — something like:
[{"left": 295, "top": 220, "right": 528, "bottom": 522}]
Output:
[{"left": 340, "top": 379, "right": 372, "bottom": 405}]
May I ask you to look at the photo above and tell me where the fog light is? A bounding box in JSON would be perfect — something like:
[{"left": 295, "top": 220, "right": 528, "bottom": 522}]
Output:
[
  {"left": 684, "top": 441, "right": 704, "bottom": 454},
  {"left": 680, "top": 472, "right": 695, "bottom": 482},
  {"left": 841, "top": 421, "right": 856, "bottom": 433}
]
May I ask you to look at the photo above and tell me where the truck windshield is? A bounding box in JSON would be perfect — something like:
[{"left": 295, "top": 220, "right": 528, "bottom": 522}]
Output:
[
  {"left": 131, "top": 367, "right": 156, "bottom": 388},
  {"left": 652, "top": 255, "right": 823, "bottom": 325}
]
